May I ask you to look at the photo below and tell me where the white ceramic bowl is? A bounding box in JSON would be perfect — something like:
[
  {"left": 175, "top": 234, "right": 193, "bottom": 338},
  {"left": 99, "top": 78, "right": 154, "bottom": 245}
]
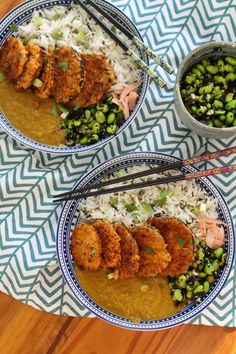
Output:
[
  {"left": 0, "top": 0, "right": 148, "bottom": 154},
  {"left": 174, "top": 42, "right": 236, "bottom": 138},
  {"left": 56, "top": 152, "right": 235, "bottom": 330}
]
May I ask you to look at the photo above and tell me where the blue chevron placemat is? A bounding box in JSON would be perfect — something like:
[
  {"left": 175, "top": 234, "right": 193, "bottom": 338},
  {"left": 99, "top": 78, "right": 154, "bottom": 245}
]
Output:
[{"left": 0, "top": 0, "right": 236, "bottom": 326}]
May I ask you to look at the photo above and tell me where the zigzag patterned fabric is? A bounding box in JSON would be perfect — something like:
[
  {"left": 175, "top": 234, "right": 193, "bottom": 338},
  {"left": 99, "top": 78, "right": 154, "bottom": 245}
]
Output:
[{"left": 0, "top": 0, "right": 236, "bottom": 325}]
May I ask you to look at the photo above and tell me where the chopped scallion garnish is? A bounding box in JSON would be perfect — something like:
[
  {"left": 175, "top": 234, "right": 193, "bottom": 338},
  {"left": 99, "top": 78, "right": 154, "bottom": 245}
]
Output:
[
  {"left": 141, "top": 203, "right": 153, "bottom": 213},
  {"left": 73, "top": 104, "right": 81, "bottom": 111},
  {"left": 33, "top": 15, "right": 42, "bottom": 26},
  {"left": 51, "top": 105, "right": 58, "bottom": 116},
  {"left": 125, "top": 203, "right": 137, "bottom": 212},
  {"left": 58, "top": 104, "right": 69, "bottom": 114},
  {"left": 51, "top": 30, "right": 63, "bottom": 40},
  {"left": 58, "top": 61, "right": 69, "bottom": 72},
  {"left": 53, "top": 14, "right": 62, "bottom": 20},
  {"left": 77, "top": 31, "right": 86, "bottom": 41},
  {"left": 0, "top": 72, "right": 5, "bottom": 82},
  {"left": 10, "top": 23, "right": 18, "bottom": 32},
  {"left": 146, "top": 247, "right": 154, "bottom": 254},
  {"left": 177, "top": 237, "right": 185, "bottom": 246},
  {"left": 33, "top": 79, "right": 43, "bottom": 88}
]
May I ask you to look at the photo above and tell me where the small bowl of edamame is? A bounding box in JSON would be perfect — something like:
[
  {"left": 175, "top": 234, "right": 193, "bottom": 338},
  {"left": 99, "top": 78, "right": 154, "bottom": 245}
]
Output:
[{"left": 174, "top": 42, "right": 236, "bottom": 138}]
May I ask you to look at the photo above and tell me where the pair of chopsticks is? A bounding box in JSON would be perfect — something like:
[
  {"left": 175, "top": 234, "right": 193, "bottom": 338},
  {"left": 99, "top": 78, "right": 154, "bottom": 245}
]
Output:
[
  {"left": 75, "top": 0, "right": 173, "bottom": 87},
  {"left": 53, "top": 146, "right": 236, "bottom": 203}
]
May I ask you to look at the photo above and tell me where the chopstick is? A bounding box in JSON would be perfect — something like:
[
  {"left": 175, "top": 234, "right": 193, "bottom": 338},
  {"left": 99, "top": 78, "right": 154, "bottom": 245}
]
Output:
[
  {"left": 85, "top": 0, "right": 174, "bottom": 74},
  {"left": 53, "top": 146, "right": 236, "bottom": 203},
  {"left": 53, "top": 146, "right": 236, "bottom": 199},
  {"left": 75, "top": 0, "right": 166, "bottom": 87},
  {"left": 53, "top": 164, "right": 236, "bottom": 202}
]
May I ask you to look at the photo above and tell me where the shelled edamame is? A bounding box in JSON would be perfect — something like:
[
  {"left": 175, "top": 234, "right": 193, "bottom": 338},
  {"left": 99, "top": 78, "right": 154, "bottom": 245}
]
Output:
[
  {"left": 60, "top": 95, "right": 125, "bottom": 146},
  {"left": 168, "top": 239, "right": 227, "bottom": 305},
  {"left": 181, "top": 56, "right": 236, "bottom": 128}
]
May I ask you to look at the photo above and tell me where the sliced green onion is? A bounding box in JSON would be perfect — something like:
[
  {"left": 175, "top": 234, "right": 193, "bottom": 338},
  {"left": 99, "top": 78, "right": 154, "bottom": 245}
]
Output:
[
  {"left": 53, "top": 14, "right": 62, "bottom": 20},
  {"left": 10, "top": 23, "right": 18, "bottom": 32},
  {"left": 141, "top": 203, "right": 153, "bottom": 213},
  {"left": 146, "top": 247, "right": 154, "bottom": 254},
  {"left": 125, "top": 203, "right": 137, "bottom": 212},
  {"left": 51, "top": 30, "right": 63, "bottom": 40},
  {"left": 58, "top": 104, "right": 69, "bottom": 115},
  {"left": 140, "top": 284, "right": 149, "bottom": 292},
  {"left": 0, "top": 72, "right": 5, "bottom": 82},
  {"left": 73, "top": 104, "right": 81, "bottom": 111},
  {"left": 91, "top": 247, "right": 97, "bottom": 255},
  {"left": 177, "top": 237, "right": 185, "bottom": 246},
  {"left": 58, "top": 61, "right": 69, "bottom": 72},
  {"left": 33, "top": 79, "right": 43, "bottom": 88},
  {"left": 153, "top": 197, "right": 167, "bottom": 206},
  {"left": 77, "top": 31, "right": 86, "bottom": 41},
  {"left": 51, "top": 105, "right": 58, "bottom": 116},
  {"left": 111, "top": 25, "right": 116, "bottom": 33},
  {"left": 111, "top": 197, "right": 118, "bottom": 207},
  {"left": 33, "top": 15, "right": 42, "bottom": 26},
  {"left": 159, "top": 188, "right": 174, "bottom": 199},
  {"left": 192, "top": 206, "right": 201, "bottom": 216}
]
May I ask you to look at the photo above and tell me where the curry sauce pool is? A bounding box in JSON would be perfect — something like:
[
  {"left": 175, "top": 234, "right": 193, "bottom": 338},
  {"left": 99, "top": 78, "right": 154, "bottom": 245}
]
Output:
[
  {"left": 0, "top": 78, "right": 65, "bottom": 145},
  {"left": 75, "top": 267, "right": 183, "bottom": 321}
]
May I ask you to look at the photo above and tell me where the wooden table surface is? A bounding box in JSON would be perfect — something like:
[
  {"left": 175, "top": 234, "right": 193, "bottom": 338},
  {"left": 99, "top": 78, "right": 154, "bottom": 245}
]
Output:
[{"left": 1, "top": 1, "right": 236, "bottom": 353}]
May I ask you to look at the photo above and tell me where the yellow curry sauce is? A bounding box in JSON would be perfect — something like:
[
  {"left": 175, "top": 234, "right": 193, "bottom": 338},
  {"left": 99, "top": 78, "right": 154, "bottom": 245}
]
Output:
[
  {"left": 75, "top": 266, "right": 183, "bottom": 321},
  {"left": 0, "top": 78, "right": 65, "bottom": 145}
]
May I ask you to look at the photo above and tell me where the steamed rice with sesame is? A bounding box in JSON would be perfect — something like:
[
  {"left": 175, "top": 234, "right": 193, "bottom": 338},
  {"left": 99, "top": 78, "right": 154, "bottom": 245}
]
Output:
[
  {"left": 15, "top": 4, "right": 140, "bottom": 85},
  {"left": 79, "top": 165, "right": 218, "bottom": 234}
]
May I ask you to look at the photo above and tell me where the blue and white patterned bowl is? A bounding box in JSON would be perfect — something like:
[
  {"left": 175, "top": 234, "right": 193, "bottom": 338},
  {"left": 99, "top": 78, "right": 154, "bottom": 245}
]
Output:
[
  {"left": 0, "top": 0, "right": 148, "bottom": 155},
  {"left": 57, "top": 152, "right": 235, "bottom": 330}
]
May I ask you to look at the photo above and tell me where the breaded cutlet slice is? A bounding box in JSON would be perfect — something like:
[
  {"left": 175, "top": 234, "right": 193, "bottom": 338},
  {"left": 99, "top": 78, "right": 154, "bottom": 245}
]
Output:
[
  {"left": 0, "top": 37, "right": 28, "bottom": 80},
  {"left": 114, "top": 224, "right": 140, "bottom": 279},
  {"left": 16, "top": 43, "right": 43, "bottom": 89},
  {"left": 130, "top": 225, "right": 171, "bottom": 277},
  {"left": 71, "top": 224, "right": 101, "bottom": 271},
  {"left": 70, "top": 53, "right": 116, "bottom": 108},
  {"left": 35, "top": 50, "right": 55, "bottom": 99},
  {"left": 52, "top": 47, "right": 84, "bottom": 103},
  {"left": 93, "top": 220, "right": 120, "bottom": 268},
  {"left": 148, "top": 217, "right": 194, "bottom": 276}
]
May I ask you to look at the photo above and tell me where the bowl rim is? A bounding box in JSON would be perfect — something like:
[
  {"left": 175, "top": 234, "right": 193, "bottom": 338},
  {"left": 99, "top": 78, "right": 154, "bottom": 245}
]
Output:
[
  {"left": 0, "top": 0, "right": 149, "bottom": 155},
  {"left": 56, "top": 151, "right": 235, "bottom": 330},
  {"left": 174, "top": 41, "right": 236, "bottom": 133}
]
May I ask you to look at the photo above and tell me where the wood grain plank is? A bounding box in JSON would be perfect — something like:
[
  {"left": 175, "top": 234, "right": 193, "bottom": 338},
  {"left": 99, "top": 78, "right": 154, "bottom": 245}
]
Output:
[{"left": 1, "top": 2, "right": 236, "bottom": 354}]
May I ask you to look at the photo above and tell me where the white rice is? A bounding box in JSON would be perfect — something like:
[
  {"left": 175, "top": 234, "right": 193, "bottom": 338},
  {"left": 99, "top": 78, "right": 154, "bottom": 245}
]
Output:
[
  {"left": 15, "top": 4, "right": 140, "bottom": 85},
  {"left": 80, "top": 165, "right": 219, "bottom": 235}
]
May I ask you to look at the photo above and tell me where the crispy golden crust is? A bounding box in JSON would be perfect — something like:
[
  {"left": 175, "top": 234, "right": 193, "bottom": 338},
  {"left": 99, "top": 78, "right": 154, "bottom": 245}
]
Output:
[
  {"left": 35, "top": 50, "right": 55, "bottom": 99},
  {"left": 148, "top": 217, "right": 194, "bottom": 276},
  {"left": 52, "top": 47, "right": 84, "bottom": 103},
  {"left": 16, "top": 43, "right": 43, "bottom": 89},
  {"left": 71, "top": 224, "right": 101, "bottom": 271},
  {"left": 70, "top": 53, "right": 116, "bottom": 108},
  {"left": 114, "top": 224, "right": 140, "bottom": 279},
  {"left": 0, "top": 37, "right": 28, "bottom": 80},
  {"left": 130, "top": 225, "right": 171, "bottom": 277},
  {"left": 93, "top": 220, "right": 120, "bottom": 268}
]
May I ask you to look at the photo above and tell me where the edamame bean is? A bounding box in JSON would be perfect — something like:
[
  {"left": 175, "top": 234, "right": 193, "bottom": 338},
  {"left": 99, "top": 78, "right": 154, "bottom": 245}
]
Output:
[
  {"left": 217, "top": 59, "right": 225, "bottom": 71},
  {"left": 85, "top": 110, "right": 91, "bottom": 120},
  {"left": 233, "top": 118, "right": 236, "bottom": 126},
  {"left": 173, "top": 289, "right": 183, "bottom": 301},
  {"left": 92, "top": 122, "right": 101, "bottom": 133},
  {"left": 79, "top": 136, "right": 88, "bottom": 145},
  {"left": 214, "top": 119, "right": 223, "bottom": 127},
  {"left": 213, "top": 75, "right": 225, "bottom": 84},
  {"left": 213, "top": 100, "right": 223, "bottom": 109},
  {"left": 203, "top": 281, "right": 210, "bottom": 293},
  {"left": 225, "top": 92, "right": 234, "bottom": 102},
  {"left": 107, "top": 113, "right": 116, "bottom": 124},
  {"left": 199, "top": 86, "right": 213, "bottom": 94},
  {"left": 207, "top": 121, "right": 214, "bottom": 127},
  {"left": 212, "top": 259, "right": 220, "bottom": 271},
  {"left": 196, "top": 106, "right": 207, "bottom": 115},
  {"left": 215, "top": 110, "right": 226, "bottom": 115},
  {"left": 225, "top": 73, "right": 236, "bottom": 82},
  {"left": 95, "top": 111, "right": 106, "bottom": 124},
  {"left": 185, "top": 75, "right": 196, "bottom": 84},
  {"left": 225, "top": 100, "right": 236, "bottom": 110},
  {"left": 107, "top": 124, "right": 117, "bottom": 134},
  {"left": 226, "top": 112, "right": 234, "bottom": 125},
  {"left": 225, "top": 56, "right": 236, "bottom": 66},
  {"left": 214, "top": 247, "right": 224, "bottom": 259},
  {"left": 196, "top": 64, "right": 206, "bottom": 73},
  {"left": 202, "top": 58, "right": 210, "bottom": 67},
  {"left": 219, "top": 114, "right": 226, "bottom": 121},
  {"left": 224, "top": 64, "right": 235, "bottom": 72},
  {"left": 186, "top": 290, "right": 193, "bottom": 299},
  {"left": 206, "top": 65, "right": 218, "bottom": 74},
  {"left": 204, "top": 263, "right": 214, "bottom": 275},
  {"left": 192, "top": 68, "right": 202, "bottom": 78},
  {"left": 193, "top": 285, "right": 204, "bottom": 294},
  {"left": 191, "top": 106, "right": 197, "bottom": 113},
  {"left": 198, "top": 248, "right": 205, "bottom": 260}
]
